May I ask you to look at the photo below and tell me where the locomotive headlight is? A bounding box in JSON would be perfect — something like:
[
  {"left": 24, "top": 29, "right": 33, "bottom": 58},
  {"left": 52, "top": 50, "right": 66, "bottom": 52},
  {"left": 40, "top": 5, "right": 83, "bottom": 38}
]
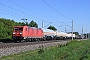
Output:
[
  {"left": 13, "top": 32, "right": 16, "bottom": 34},
  {"left": 20, "top": 32, "right": 22, "bottom": 34}
]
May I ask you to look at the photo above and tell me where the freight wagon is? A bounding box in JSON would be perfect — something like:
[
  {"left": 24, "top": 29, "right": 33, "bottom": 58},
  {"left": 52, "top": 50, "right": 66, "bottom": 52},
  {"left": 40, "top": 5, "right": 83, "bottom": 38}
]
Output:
[{"left": 12, "top": 26, "right": 79, "bottom": 42}]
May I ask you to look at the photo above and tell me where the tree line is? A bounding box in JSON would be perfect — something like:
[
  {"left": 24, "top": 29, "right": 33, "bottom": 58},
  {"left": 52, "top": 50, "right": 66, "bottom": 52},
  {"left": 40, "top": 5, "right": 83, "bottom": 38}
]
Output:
[
  {"left": 0, "top": 18, "right": 57, "bottom": 40},
  {"left": 1, "top": 18, "right": 85, "bottom": 41}
]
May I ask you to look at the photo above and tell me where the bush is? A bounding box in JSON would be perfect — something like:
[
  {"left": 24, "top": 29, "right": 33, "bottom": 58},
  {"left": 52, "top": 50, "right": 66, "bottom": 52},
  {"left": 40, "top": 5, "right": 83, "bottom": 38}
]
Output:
[{"left": 38, "top": 45, "right": 44, "bottom": 54}]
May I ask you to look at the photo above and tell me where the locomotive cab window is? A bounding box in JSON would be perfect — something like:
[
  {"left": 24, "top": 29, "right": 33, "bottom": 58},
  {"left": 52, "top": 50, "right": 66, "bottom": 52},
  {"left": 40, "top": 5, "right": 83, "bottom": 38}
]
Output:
[{"left": 14, "top": 27, "right": 23, "bottom": 31}]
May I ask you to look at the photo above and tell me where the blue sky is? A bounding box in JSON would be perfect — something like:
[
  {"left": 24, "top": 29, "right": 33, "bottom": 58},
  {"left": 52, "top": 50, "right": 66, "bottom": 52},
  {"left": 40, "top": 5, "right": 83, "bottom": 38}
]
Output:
[{"left": 0, "top": 0, "right": 90, "bottom": 34}]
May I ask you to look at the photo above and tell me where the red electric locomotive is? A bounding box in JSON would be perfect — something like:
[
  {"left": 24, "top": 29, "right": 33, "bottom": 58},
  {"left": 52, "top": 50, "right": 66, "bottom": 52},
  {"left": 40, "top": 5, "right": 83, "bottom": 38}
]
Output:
[{"left": 12, "top": 26, "right": 43, "bottom": 42}]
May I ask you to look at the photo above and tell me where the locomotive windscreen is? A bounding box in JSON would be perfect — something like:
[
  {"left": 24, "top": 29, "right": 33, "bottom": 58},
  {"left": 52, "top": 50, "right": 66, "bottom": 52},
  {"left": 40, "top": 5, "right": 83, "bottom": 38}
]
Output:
[{"left": 14, "top": 27, "right": 23, "bottom": 31}]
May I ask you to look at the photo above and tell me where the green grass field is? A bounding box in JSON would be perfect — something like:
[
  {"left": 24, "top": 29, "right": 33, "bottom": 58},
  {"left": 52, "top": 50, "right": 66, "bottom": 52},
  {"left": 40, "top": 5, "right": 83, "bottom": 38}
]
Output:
[{"left": 1, "top": 40, "right": 90, "bottom": 60}]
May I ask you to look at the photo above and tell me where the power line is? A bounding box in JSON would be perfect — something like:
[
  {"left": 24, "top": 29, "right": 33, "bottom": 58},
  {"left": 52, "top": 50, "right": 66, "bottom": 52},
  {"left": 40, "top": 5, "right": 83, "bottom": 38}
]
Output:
[
  {"left": 0, "top": 2, "right": 42, "bottom": 19},
  {"left": 0, "top": 0, "right": 66, "bottom": 31},
  {"left": 42, "top": 0, "right": 82, "bottom": 34},
  {"left": 0, "top": 5, "right": 29, "bottom": 19},
  {"left": 8, "top": 0, "right": 63, "bottom": 25},
  {"left": 0, "top": 2, "right": 45, "bottom": 22},
  {"left": 0, "top": 3, "right": 28, "bottom": 16},
  {"left": 0, "top": 8, "right": 22, "bottom": 17},
  {"left": 8, "top": 0, "right": 50, "bottom": 22},
  {"left": 0, "top": 0, "right": 77, "bottom": 33},
  {"left": 42, "top": 0, "right": 72, "bottom": 20},
  {"left": 0, "top": 1, "right": 55, "bottom": 28},
  {"left": 7, "top": 0, "right": 60, "bottom": 28},
  {"left": 0, "top": 11, "right": 20, "bottom": 18},
  {"left": 1, "top": 3, "right": 66, "bottom": 30},
  {"left": 8, "top": 0, "right": 69, "bottom": 28}
]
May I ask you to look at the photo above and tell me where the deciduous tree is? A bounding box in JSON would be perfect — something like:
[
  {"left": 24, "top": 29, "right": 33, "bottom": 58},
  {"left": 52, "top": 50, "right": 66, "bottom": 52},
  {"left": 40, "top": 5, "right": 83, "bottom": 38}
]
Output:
[
  {"left": 47, "top": 25, "right": 57, "bottom": 31},
  {"left": 28, "top": 20, "right": 38, "bottom": 28}
]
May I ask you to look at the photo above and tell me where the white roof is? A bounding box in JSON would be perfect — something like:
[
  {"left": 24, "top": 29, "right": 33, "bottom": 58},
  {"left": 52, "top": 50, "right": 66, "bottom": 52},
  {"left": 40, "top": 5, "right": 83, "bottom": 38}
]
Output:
[{"left": 42, "top": 28, "right": 55, "bottom": 32}]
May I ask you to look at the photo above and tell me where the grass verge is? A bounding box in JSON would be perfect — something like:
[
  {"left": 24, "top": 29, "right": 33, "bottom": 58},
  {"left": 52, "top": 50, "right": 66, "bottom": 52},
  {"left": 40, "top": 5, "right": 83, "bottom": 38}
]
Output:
[{"left": 0, "top": 40, "right": 90, "bottom": 60}]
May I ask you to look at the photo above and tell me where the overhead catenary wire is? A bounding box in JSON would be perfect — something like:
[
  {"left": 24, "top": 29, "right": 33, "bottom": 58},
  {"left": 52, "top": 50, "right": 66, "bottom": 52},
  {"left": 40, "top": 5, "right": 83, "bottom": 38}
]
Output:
[
  {"left": 42, "top": 0, "right": 72, "bottom": 20},
  {"left": 4, "top": 0, "right": 61, "bottom": 28},
  {"left": 8, "top": 0, "right": 53, "bottom": 23},
  {"left": 0, "top": 3, "right": 32, "bottom": 16},
  {"left": 0, "top": 1, "right": 49, "bottom": 20},
  {"left": 8, "top": 0, "right": 72, "bottom": 28},
  {"left": 0, "top": 1, "right": 56, "bottom": 28},
  {"left": 42, "top": 0, "right": 85, "bottom": 35},
  {"left": 42, "top": 0, "right": 75, "bottom": 38},
  {"left": 0, "top": 11, "right": 20, "bottom": 18},
  {"left": 0, "top": 6, "right": 30, "bottom": 19},
  {"left": 0, "top": 8, "right": 22, "bottom": 17},
  {"left": 0, "top": 1, "right": 72, "bottom": 29},
  {"left": 0, "top": 3, "right": 47, "bottom": 23},
  {"left": 8, "top": 0, "right": 65, "bottom": 27},
  {"left": 0, "top": 0, "right": 80, "bottom": 35}
]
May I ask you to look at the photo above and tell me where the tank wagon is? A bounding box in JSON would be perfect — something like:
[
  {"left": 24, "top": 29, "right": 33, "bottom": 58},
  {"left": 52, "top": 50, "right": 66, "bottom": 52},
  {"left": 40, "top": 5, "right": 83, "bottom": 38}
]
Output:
[
  {"left": 42, "top": 28, "right": 56, "bottom": 40},
  {"left": 12, "top": 26, "right": 79, "bottom": 42},
  {"left": 55, "top": 31, "right": 67, "bottom": 40},
  {"left": 66, "top": 33, "right": 76, "bottom": 39}
]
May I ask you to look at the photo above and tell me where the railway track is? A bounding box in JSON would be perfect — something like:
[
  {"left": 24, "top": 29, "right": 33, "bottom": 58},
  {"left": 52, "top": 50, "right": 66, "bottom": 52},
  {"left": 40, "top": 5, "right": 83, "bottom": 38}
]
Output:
[
  {"left": 0, "top": 39, "right": 87, "bottom": 49},
  {"left": 0, "top": 39, "right": 87, "bottom": 58},
  {"left": 0, "top": 39, "right": 71, "bottom": 49}
]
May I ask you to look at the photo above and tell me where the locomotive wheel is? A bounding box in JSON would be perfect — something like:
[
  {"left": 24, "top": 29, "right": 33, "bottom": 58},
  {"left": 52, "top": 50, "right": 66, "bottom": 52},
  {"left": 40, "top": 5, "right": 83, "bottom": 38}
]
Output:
[
  {"left": 20, "top": 40, "right": 25, "bottom": 43},
  {"left": 37, "top": 38, "right": 40, "bottom": 42},
  {"left": 53, "top": 36, "right": 57, "bottom": 40},
  {"left": 44, "top": 37, "right": 46, "bottom": 41},
  {"left": 13, "top": 39, "right": 17, "bottom": 43}
]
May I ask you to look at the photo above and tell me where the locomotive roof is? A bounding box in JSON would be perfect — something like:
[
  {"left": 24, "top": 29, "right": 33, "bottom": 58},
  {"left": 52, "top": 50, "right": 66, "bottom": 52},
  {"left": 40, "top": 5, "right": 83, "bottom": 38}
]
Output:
[
  {"left": 14, "top": 26, "right": 42, "bottom": 29},
  {"left": 14, "top": 25, "right": 30, "bottom": 27},
  {"left": 28, "top": 26, "right": 42, "bottom": 29}
]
